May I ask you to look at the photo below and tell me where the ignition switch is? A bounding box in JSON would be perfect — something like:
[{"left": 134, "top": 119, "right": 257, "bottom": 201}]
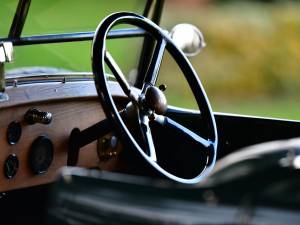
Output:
[{"left": 24, "top": 108, "right": 52, "bottom": 125}]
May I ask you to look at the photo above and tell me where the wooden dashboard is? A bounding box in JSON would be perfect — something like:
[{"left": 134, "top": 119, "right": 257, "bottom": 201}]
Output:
[{"left": 0, "top": 80, "right": 126, "bottom": 192}]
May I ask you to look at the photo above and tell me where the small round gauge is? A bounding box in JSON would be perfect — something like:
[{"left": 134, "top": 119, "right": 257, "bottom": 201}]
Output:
[
  {"left": 29, "top": 136, "right": 54, "bottom": 174},
  {"left": 7, "top": 121, "right": 22, "bottom": 145},
  {"left": 4, "top": 154, "right": 19, "bottom": 179}
]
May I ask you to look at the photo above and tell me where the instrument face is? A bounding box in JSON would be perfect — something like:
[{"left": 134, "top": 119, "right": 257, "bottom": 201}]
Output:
[
  {"left": 29, "top": 136, "right": 54, "bottom": 175},
  {"left": 7, "top": 121, "right": 22, "bottom": 145},
  {"left": 4, "top": 154, "right": 19, "bottom": 179}
]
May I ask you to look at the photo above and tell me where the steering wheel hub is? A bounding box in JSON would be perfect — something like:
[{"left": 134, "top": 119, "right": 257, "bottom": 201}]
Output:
[{"left": 143, "top": 86, "right": 167, "bottom": 115}]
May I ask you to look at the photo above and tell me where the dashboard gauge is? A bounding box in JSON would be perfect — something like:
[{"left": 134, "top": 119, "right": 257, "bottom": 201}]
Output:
[
  {"left": 29, "top": 136, "right": 54, "bottom": 174},
  {"left": 4, "top": 154, "right": 19, "bottom": 179},
  {"left": 7, "top": 121, "right": 22, "bottom": 145}
]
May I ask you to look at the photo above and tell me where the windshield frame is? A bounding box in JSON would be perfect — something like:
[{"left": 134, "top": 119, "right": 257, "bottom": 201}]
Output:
[
  {"left": 0, "top": 0, "right": 163, "bottom": 46},
  {"left": 0, "top": 0, "right": 165, "bottom": 88}
]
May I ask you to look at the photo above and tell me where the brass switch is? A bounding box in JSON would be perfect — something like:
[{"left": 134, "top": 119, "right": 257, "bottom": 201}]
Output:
[{"left": 24, "top": 108, "right": 52, "bottom": 125}]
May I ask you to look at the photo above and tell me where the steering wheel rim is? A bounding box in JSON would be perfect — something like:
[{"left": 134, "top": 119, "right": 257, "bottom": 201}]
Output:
[{"left": 92, "top": 12, "right": 218, "bottom": 184}]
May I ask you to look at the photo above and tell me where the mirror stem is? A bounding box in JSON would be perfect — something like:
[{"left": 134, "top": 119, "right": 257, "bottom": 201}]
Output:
[
  {"left": 0, "top": 42, "right": 14, "bottom": 101},
  {"left": 0, "top": 63, "right": 4, "bottom": 92},
  {"left": 0, "top": 63, "right": 8, "bottom": 101}
]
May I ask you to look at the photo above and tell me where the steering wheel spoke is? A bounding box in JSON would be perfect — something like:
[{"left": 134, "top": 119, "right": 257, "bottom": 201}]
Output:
[
  {"left": 154, "top": 115, "right": 212, "bottom": 149},
  {"left": 142, "top": 37, "right": 167, "bottom": 92},
  {"left": 139, "top": 114, "right": 157, "bottom": 161},
  {"left": 104, "top": 51, "right": 138, "bottom": 102}
]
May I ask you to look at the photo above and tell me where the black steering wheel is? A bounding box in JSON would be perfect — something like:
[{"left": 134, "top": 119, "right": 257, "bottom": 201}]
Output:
[{"left": 92, "top": 12, "right": 218, "bottom": 184}]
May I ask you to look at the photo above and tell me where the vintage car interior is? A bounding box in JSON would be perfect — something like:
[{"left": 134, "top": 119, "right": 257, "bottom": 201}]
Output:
[{"left": 0, "top": 0, "right": 299, "bottom": 224}]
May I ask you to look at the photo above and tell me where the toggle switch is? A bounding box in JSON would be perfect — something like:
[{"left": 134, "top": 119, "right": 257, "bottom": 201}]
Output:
[{"left": 24, "top": 108, "right": 52, "bottom": 125}]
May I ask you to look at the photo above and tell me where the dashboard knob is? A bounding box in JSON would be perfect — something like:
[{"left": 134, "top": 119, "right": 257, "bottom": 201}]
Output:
[
  {"left": 24, "top": 108, "right": 52, "bottom": 125},
  {"left": 4, "top": 154, "right": 19, "bottom": 179}
]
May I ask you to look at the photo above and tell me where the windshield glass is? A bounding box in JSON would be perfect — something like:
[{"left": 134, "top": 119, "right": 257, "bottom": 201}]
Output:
[
  {"left": 3, "top": 0, "right": 147, "bottom": 77},
  {"left": 0, "top": 0, "right": 146, "bottom": 37},
  {"left": 23, "top": 0, "right": 146, "bottom": 36},
  {"left": 0, "top": 0, "right": 18, "bottom": 38}
]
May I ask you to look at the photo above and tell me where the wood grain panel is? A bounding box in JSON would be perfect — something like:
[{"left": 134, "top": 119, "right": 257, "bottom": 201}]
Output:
[
  {"left": 0, "top": 81, "right": 127, "bottom": 192},
  {"left": 1, "top": 80, "right": 128, "bottom": 109}
]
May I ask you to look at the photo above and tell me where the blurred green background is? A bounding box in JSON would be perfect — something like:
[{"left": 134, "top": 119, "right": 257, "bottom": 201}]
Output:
[
  {"left": 160, "top": 0, "right": 300, "bottom": 120},
  {"left": 2, "top": 0, "right": 300, "bottom": 120}
]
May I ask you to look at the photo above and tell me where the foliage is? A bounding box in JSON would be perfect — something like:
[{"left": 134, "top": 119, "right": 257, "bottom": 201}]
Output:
[
  {"left": 216, "top": 0, "right": 300, "bottom": 3},
  {"left": 161, "top": 2, "right": 300, "bottom": 119}
]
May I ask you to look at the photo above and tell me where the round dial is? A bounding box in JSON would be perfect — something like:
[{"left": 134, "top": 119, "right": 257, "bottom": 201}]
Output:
[
  {"left": 4, "top": 154, "right": 19, "bottom": 179},
  {"left": 7, "top": 121, "right": 22, "bottom": 145},
  {"left": 29, "top": 136, "right": 54, "bottom": 174}
]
